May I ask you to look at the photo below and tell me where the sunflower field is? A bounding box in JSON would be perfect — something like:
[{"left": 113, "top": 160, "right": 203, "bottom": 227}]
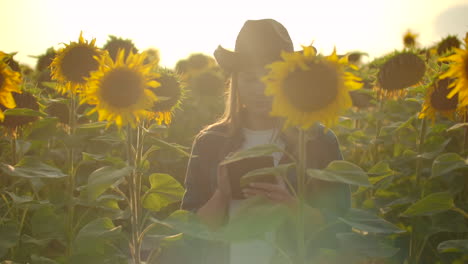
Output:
[{"left": 0, "top": 30, "right": 467, "bottom": 264}]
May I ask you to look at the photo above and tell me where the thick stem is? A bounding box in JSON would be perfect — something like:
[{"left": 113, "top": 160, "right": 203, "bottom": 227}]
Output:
[
  {"left": 373, "top": 99, "right": 384, "bottom": 163},
  {"left": 463, "top": 112, "right": 468, "bottom": 155},
  {"left": 66, "top": 93, "right": 77, "bottom": 257},
  {"left": 126, "top": 126, "right": 140, "bottom": 264},
  {"left": 296, "top": 129, "right": 307, "bottom": 264}
]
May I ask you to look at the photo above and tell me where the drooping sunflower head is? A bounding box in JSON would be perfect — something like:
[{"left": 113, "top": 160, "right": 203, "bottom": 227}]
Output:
[
  {"left": 50, "top": 32, "right": 103, "bottom": 94},
  {"left": 82, "top": 49, "right": 160, "bottom": 128},
  {"left": 102, "top": 35, "right": 138, "bottom": 61},
  {"left": 377, "top": 51, "right": 426, "bottom": 98},
  {"left": 262, "top": 46, "right": 363, "bottom": 129},
  {"left": 36, "top": 47, "right": 57, "bottom": 72},
  {"left": 437, "top": 35, "right": 462, "bottom": 56},
  {"left": 147, "top": 68, "right": 183, "bottom": 125},
  {"left": 0, "top": 53, "right": 22, "bottom": 121},
  {"left": 419, "top": 77, "right": 461, "bottom": 123},
  {"left": 403, "top": 30, "right": 418, "bottom": 49},
  {"left": 439, "top": 38, "right": 468, "bottom": 108},
  {"left": 0, "top": 91, "right": 39, "bottom": 128}
]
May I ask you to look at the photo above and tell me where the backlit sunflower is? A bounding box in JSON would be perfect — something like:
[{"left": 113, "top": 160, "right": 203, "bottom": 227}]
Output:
[
  {"left": 50, "top": 32, "right": 103, "bottom": 94},
  {"left": 262, "top": 46, "right": 362, "bottom": 129},
  {"left": 82, "top": 50, "right": 160, "bottom": 128},
  {"left": 403, "top": 30, "right": 418, "bottom": 49},
  {"left": 0, "top": 52, "right": 22, "bottom": 121},
  {"left": 419, "top": 77, "right": 461, "bottom": 123},
  {"left": 147, "top": 69, "right": 183, "bottom": 125},
  {"left": 439, "top": 38, "right": 468, "bottom": 108},
  {"left": 376, "top": 51, "right": 426, "bottom": 98}
]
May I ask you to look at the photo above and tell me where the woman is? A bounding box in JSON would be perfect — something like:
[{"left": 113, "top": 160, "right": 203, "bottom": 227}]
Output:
[{"left": 180, "top": 19, "right": 351, "bottom": 264}]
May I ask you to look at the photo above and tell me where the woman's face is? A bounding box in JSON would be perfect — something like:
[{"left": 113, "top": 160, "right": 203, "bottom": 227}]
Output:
[{"left": 237, "top": 67, "right": 273, "bottom": 118}]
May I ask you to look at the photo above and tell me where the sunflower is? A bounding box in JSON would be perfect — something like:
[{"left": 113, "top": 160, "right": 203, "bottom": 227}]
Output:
[
  {"left": 439, "top": 38, "right": 468, "bottom": 108},
  {"left": 419, "top": 77, "right": 461, "bottom": 123},
  {"left": 437, "top": 35, "right": 461, "bottom": 56},
  {"left": 376, "top": 51, "right": 426, "bottom": 98},
  {"left": 82, "top": 50, "right": 160, "bottom": 128},
  {"left": 262, "top": 46, "right": 362, "bottom": 129},
  {"left": 403, "top": 30, "right": 418, "bottom": 49},
  {"left": 50, "top": 32, "right": 103, "bottom": 94},
  {"left": 147, "top": 69, "right": 183, "bottom": 125},
  {"left": 0, "top": 91, "right": 39, "bottom": 128},
  {"left": 0, "top": 52, "right": 22, "bottom": 121},
  {"left": 102, "top": 35, "right": 138, "bottom": 61}
]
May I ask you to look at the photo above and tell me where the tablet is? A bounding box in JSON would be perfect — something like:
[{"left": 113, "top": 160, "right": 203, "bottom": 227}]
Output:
[{"left": 225, "top": 156, "right": 275, "bottom": 199}]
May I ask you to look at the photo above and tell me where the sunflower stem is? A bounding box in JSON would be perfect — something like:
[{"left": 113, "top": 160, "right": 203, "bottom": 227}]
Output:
[
  {"left": 373, "top": 98, "right": 384, "bottom": 163},
  {"left": 66, "top": 92, "right": 77, "bottom": 257},
  {"left": 296, "top": 129, "right": 307, "bottom": 264},
  {"left": 415, "top": 118, "right": 427, "bottom": 192}
]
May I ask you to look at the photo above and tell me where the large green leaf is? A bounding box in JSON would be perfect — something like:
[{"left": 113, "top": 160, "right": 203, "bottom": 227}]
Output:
[
  {"left": 221, "top": 197, "right": 289, "bottom": 242},
  {"left": 148, "top": 137, "right": 190, "bottom": 157},
  {"left": 431, "top": 153, "right": 467, "bottom": 178},
  {"left": 3, "top": 108, "right": 46, "bottom": 117},
  {"left": 27, "top": 117, "right": 59, "bottom": 140},
  {"left": 31, "top": 205, "right": 66, "bottom": 240},
  {"left": 220, "top": 144, "right": 284, "bottom": 165},
  {"left": 437, "top": 239, "right": 468, "bottom": 253},
  {"left": 150, "top": 210, "right": 221, "bottom": 241},
  {"left": 401, "top": 192, "right": 454, "bottom": 217},
  {"left": 0, "top": 222, "right": 19, "bottom": 258},
  {"left": 72, "top": 218, "right": 122, "bottom": 262},
  {"left": 337, "top": 232, "right": 400, "bottom": 258},
  {"left": 87, "top": 166, "right": 132, "bottom": 201},
  {"left": 0, "top": 157, "right": 67, "bottom": 179},
  {"left": 307, "top": 161, "right": 371, "bottom": 187},
  {"left": 240, "top": 163, "right": 294, "bottom": 188},
  {"left": 339, "top": 208, "right": 405, "bottom": 234},
  {"left": 142, "top": 173, "right": 184, "bottom": 212}
]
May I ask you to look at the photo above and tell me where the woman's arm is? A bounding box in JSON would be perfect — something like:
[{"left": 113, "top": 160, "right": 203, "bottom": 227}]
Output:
[
  {"left": 196, "top": 165, "right": 232, "bottom": 229},
  {"left": 181, "top": 135, "right": 232, "bottom": 230}
]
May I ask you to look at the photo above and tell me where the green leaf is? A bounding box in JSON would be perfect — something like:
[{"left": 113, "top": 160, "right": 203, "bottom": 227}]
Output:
[
  {"left": 401, "top": 192, "right": 454, "bottom": 217},
  {"left": 339, "top": 208, "right": 405, "bottom": 234},
  {"left": 431, "top": 153, "right": 467, "bottom": 178},
  {"left": 337, "top": 232, "right": 400, "bottom": 258},
  {"left": 148, "top": 137, "right": 190, "bottom": 157},
  {"left": 87, "top": 166, "right": 132, "bottom": 201},
  {"left": 240, "top": 163, "right": 294, "bottom": 188},
  {"left": 30, "top": 255, "right": 59, "bottom": 264},
  {"left": 150, "top": 210, "right": 221, "bottom": 241},
  {"left": 77, "top": 122, "right": 107, "bottom": 130},
  {"left": 307, "top": 161, "right": 371, "bottom": 187},
  {"left": 31, "top": 205, "right": 66, "bottom": 240},
  {"left": 446, "top": 122, "right": 468, "bottom": 132},
  {"left": 73, "top": 218, "right": 122, "bottom": 255},
  {"left": 5, "top": 191, "right": 34, "bottom": 205},
  {"left": 437, "top": 239, "right": 468, "bottom": 253},
  {"left": 3, "top": 108, "right": 46, "bottom": 117},
  {"left": 142, "top": 173, "right": 184, "bottom": 212},
  {"left": 27, "top": 117, "right": 59, "bottom": 140},
  {"left": 220, "top": 144, "right": 284, "bottom": 165},
  {"left": 0, "top": 157, "right": 67, "bottom": 179},
  {"left": 221, "top": 197, "right": 289, "bottom": 242},
  {"left": 0, "top": 222, "right": 19, "bottom": 258}
]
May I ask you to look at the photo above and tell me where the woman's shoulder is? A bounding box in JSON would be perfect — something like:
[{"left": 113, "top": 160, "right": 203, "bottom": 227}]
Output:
[{"left": 192, "top": 123, "right": 232, "bottom": 148}]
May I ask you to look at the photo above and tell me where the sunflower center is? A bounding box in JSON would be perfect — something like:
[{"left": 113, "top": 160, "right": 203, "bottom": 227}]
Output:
[
  {"left": 283, "top": 61, "right": 339, "bottom": 112},
  {"left": 431, "top": 78, "right": 458, "bottom": 111},
  {"left": 404, "top": 36, "right": 415, "bottom": 47},
  {"left": 60, "top": 45, "right": 99, "bottom": 83},
  {"left": 100, "top": 67, "right": 144, "bottom": 108}
]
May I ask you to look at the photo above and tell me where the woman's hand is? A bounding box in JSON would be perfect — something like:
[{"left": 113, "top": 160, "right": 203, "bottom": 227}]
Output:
[{"left": 242, "top": 179, "right": 297, "bottom": 209}]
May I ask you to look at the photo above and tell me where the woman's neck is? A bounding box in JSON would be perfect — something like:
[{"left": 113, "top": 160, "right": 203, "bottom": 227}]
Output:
[{"left": 243, "top": 112, "right": 276, "bottom": 130}]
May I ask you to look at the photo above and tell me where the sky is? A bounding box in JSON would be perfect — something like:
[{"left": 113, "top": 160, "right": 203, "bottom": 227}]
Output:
[{"left": 2, "top": 0, "right": 468, "bottom": 69}]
